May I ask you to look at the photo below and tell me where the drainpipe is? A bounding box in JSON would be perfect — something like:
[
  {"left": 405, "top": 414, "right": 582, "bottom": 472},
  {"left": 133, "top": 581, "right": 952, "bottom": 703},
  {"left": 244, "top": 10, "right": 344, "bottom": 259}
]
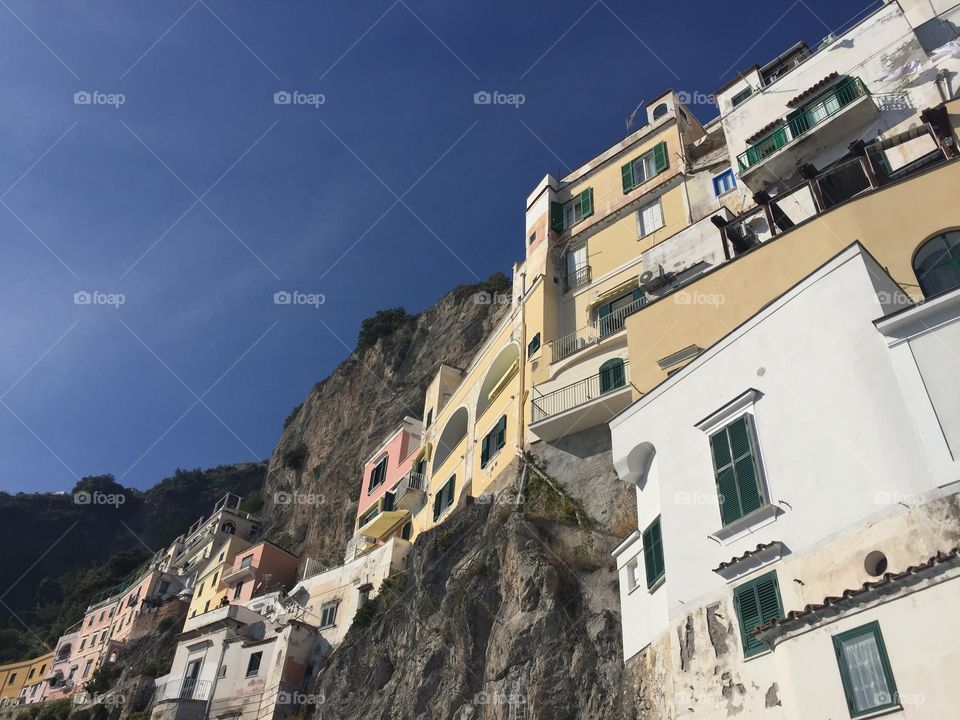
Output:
[
  {"left": 204, "top": 629, "right": 233, "bottom": 719},
  {"left": 517, "top": 270, "right": 528, "bottom": 452}
]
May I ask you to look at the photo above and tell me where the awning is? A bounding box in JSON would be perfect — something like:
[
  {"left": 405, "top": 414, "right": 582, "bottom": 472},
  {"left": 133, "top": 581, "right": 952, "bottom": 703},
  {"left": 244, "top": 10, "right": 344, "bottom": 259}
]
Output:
[
  {"left": 591, "top": 278, "right": 638, "bottom": 307},
  {"left": 487, "top": 359, "right": 519, "bottom": 401},
  {"left": 358, "top": 510, "right": 409, "bottom": 539}
]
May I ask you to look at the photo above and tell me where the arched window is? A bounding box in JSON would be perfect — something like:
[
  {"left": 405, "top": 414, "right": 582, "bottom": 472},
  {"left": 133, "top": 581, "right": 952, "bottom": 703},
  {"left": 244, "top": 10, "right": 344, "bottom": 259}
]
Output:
[
  {"left": 652, "top": 103, "right": 669, "bottom": 121},
  {"left": 599, "top": 358, "right": 626, "bottom": 393},
  {"left": 914, "top": 231, "right": 960, "bottom": 298},
  {"left": 221, "top": 521, "right": 236, "bottom": 535},
  {"left": 433, "top": 407, "right": 469, "bottom": 474}
]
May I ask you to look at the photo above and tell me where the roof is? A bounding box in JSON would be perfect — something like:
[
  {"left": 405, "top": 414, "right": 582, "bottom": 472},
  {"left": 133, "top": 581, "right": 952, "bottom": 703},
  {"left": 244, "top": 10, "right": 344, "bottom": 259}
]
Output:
[
  {"left": 745, "top": 118, "right": 782, "bottom": 145},
  {"left": 713, "top": 541, "right": 781, "bottom": 572},
  {"left": 753, "top": 547, "right": 960, "bottom": 636},
  {"left": 787, "top": 72, "right": 840, "bottom": 108}
]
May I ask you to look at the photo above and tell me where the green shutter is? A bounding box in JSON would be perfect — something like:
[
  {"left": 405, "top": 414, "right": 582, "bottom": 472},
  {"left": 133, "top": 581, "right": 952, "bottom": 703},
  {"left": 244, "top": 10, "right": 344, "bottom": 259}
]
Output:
[
  {"left": 621, "top": 161, "right": 635, "bottom": 193},
  {"left": 481, "top": 434, "right": 490, "bottom": 468},
  {"left": 580, "top": 188, "right": 593, "bottom": 219},
  {"left": 447, "top": 476, "right": 456, "bottom": 508},
  {"left": 735, "top": 572, "right": 782, "bottom": 657},
  {"left": 653, "top": 141, "right": 669, "bottom": 174},
  {"left": 550, "top": 201, "right": 564, "bottom": 232},
  {"left": 496, "top": 416, "right": 507, "bottom": 448},
  {"left": 433, "top": 491, "right": 442, "bottom": 520},
  {"left": 642, "top": 517, "right": 665, "bottom": 588},
  {"left": 709, "top": 416, "right": 764, "bottom": 526}
]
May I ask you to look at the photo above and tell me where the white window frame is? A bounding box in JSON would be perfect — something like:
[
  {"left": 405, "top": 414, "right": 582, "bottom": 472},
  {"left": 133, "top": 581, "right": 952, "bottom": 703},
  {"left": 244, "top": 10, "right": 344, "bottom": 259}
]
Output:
[
  {"left": 637, "top": 198, "right": 665, "bottom": 237},
  {"left": 632, "top": 150, "right": 658, "bottom": 187},
  {"left": 319, "top": 601, "right": 339, "bottom": 629},
  {"left": 563, "top": 197, "right": 584, "bottom": 230}
]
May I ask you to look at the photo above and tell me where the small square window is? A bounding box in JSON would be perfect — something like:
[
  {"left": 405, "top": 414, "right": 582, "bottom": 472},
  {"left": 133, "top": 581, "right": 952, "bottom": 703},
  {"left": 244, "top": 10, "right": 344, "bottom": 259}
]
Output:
[
  {"left": 637, "top": 199, "right": 665, "bottom": 237},
  {"left": 833, "top": 622, "right": 899, "bottom": 717},
  {"left": 528, "top": 231, "right": 537, "bottom": 245},
  {"left": 713, "top": 169, "right": 736, "bottom": 197},
  {"left": 731, "top": 87, "right": 753, "bottom": 107},
  {"left": 319, "top": 602, "right": 339, "bottom": 628}
]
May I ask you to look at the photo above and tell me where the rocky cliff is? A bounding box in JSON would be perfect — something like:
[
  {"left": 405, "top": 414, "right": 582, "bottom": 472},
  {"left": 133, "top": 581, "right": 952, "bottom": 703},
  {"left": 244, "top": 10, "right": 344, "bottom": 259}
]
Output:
[
  {"left": 307, "top": 456, "right": 646, "bottom": 720},
  {"left": 262, "top": 274, "right": 511, "bottom": 569}
]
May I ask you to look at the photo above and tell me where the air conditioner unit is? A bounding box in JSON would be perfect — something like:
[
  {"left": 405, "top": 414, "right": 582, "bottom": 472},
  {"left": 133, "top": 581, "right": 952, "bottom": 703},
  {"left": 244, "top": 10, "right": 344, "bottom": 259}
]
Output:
[{"left": 639, "top": 265, "right": 674, "bottom": 291}]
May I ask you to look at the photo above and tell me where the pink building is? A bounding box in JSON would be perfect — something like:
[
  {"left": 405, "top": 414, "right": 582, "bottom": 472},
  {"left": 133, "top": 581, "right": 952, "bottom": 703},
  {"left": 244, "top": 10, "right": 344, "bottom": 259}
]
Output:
[
  {"left": 220, "top": 541, "right": 300, "bottom": 605},
  {"left": 355, "top": 417, "right": 423, "bottom": 523}
]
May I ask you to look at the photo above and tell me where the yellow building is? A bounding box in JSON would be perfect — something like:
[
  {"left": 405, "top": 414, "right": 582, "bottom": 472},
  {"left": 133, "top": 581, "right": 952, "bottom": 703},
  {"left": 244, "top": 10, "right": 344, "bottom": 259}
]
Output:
[
  {"left": 185, "top": 534, "right": 252, "bottom": 621},
  {"left": 0, "top": 652, "right": 53, "bottom": 704}
]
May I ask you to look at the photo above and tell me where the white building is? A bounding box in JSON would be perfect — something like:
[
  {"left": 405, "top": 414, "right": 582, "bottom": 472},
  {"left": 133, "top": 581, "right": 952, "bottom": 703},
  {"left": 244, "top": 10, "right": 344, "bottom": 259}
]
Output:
[
  {"left": 610, "top": 243, "right": 960, "bottom": 717},
  {"left": 716, "top": 0, "right": 960, "bottom": 198}
]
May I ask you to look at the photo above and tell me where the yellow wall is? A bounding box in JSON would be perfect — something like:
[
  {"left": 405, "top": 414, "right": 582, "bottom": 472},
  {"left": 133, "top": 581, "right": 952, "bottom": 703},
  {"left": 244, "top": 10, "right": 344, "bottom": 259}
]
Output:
[
  {"left": 186, "top": 535, "right": 250, "bottom": 620},
  {"left": 472, "top": 370, "right": 521, "bottom": 495},
  {"left": 0, "top": 653, "right": 53, "bottom": 700},
  {"left": 624, "top": 159, "right": 960, "bottom": 394}
]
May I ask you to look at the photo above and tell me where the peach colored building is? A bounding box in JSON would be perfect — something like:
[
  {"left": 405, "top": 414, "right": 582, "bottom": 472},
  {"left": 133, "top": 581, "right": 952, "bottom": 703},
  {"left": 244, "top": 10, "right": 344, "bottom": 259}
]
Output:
[
  {"left": 220, "top": 541, "right": 300, "bottom": 606},
  {"left": 355, "top": 417, "right": 423, "bottom": 521}
]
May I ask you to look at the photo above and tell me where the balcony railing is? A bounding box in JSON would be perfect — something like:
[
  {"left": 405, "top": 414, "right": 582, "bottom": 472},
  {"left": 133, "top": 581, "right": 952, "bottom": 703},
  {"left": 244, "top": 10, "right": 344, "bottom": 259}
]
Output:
[
  {"left": 550, "top": 295, "right": 647, "bottom": 362},
  {"left": 737, "top": 77, "right": 869, "bottom": 171},
  {"left": 395, "top": 471, "right": 425, "bottom": 500},
  {"left": 564, "top": 265, "right": 591, "bottom": 293},
  {"left": 156, "top": 678, "right": 211, "bottom": 703},
  {"left": 531, "top": 361, "right": 629, "bottom": 423}
]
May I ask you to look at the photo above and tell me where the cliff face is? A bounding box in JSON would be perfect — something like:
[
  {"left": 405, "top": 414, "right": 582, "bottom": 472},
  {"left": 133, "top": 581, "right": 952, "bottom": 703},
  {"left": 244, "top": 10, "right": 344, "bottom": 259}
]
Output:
[
  {"left": 308, "top": 475, "right": 644, "bottom": 720},
  {"left": 262, "top": 276, "right": 511, "bottom": 569}
]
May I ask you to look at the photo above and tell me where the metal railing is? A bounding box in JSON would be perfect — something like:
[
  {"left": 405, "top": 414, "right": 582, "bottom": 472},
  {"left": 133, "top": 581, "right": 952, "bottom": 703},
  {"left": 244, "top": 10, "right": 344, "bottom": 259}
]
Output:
[
  {"left": 531, "top": 361, "right": 629, "bottom": 422},
  {"left": 394, "top": 470, "right": 425, "bottom": 502},
  {"left": 155, "top": 678, "right": 211, "bottom": 703},
  {"left": 564, "top": 265, "right": 591, "bottom": 293},
  {"left": 550, "top": 296, "right": 646, "bottom": 362},
  {"left": 738, "top": 77, "right": 869, "bottom": 171}
]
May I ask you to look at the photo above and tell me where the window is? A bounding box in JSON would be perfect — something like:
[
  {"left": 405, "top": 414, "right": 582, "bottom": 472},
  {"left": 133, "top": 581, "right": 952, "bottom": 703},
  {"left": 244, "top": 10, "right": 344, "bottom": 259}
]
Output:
[
  {"left": 425, "top": 409, "right": 433, "bottom": 429},
  {"left": 734, "top": 571, "right": 783, "bottom": 657},
  {"left": 480, "top": 416, "right": 507, "bottom": 468},
  {"left": 652, "top": 102, "right": 669, "bottom": 120},
  {"left": 527, "top": 333, "right": 541, "bottom": 358},
  {"left": 913, "top": 230, "right": 960, "bottom": 298},
  {"left": 637, "top": 199, "right": 665, "bottom": 236},
  {"left": 358, "top": 584, "right": 373, "bottom": 608},
  {"left": 599, "top": 359, "right": 627, "bottom": 394},
  {"left": 319, "top": 602, "right": 339, "bottom": 628},
  {"left": 158, "top": 581, "right": 170, "bottom": 595},
  {"left": 99, "top": 612, "right": 105, "bottom": 622},
  {"left": 240, "top": 555, "right": 253, "bottom": 569},
  {"left": 401, "top": 521, "right": 412, "bottom": 540},
  {"left": 203, "top": 601, "right": 210, "bottom": 613},
  {"left": 67, "top": 667, "right": 77, "bottom": 681},
  {"left": 625, "top": 557, "right": 639, "bottom": 591},
  {"left": 222, "top": 521, "right": 235, "bottom": 535},
  {"left": 233, "top": 582, "right": 244, "bottom": 600},
  {"left": 369, "top": 456, "right": 389, "bottom": 492},
  {"left": 709, "top": 415, "right": 766, "bottom": 526},
  {"left": 27, "top": 669, "right": 35, "bottom": 680},
  {"left": 642, "top": 517, "right": 665, "bottom": 589},
  {"left": 212, "top": 572, "right": 218, "bottom": 584},
  {"left": 565, "top": 245, "right": 589, "bottom": 291},
  {"left": 8, "top": 674, "right": 16, "bottom": 684},
  {"left": 433, "top": 475, "right": 456, "bottom": 520},
  {"left": 713, "top": 169, "right": 736, "bottom": 196},
  {"left": 731, "top": 87, "right": 753, "bottom": 107},
  {"left": 246, "top": 652, "right": 262, "bottom": 677},
  {"left": 100, "top": 631, "right": 107, "bottom": 644},
  {"left": 833, "top": 622, "right": 899, "bottom": 717},
  {"left": 528, "top": 231, "right": 537, "bottom": 245},
  {"left": 621, "top": 141, "right": 669, "bottom": 193},
  {"left": 550, "top": 189, "right": 594, "bottom": 232},
  {"left": 82, "top": 660, "right": 93, "bottom": 678},
  {"left": 197, "top": 581, "right": 204, "bottom": 594},
  {"left": 79, "top": 638, "right": 86, "bottom": 651}
]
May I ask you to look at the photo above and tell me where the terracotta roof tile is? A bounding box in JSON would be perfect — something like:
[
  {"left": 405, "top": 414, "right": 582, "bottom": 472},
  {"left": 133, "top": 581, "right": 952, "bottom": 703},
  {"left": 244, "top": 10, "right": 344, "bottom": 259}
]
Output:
[
  {"left": 786, "top": 72, "right": 840, "bottom": 108},
  {"left": 752, "top": 546, "right": 960, "bottom": 635},
  {"left": 713, "top": 541, "right": 780, "bottom": 572}
]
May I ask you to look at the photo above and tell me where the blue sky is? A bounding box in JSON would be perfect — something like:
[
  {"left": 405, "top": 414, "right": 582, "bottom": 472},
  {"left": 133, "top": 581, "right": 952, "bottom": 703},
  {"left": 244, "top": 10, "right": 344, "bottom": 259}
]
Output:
[{"left": 0, "top": 0, "right": 879, "bottom": 493}]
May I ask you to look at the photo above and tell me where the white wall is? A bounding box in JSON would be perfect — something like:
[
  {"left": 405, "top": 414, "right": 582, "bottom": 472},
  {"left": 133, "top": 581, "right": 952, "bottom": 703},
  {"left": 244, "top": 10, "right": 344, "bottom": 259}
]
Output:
[{"left": 611, "top": 247, "right": 934, "bottom": 653}]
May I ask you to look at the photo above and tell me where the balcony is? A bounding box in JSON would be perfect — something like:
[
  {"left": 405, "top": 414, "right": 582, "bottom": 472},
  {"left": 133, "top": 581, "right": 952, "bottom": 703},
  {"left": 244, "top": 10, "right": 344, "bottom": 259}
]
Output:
[
  {"left": 549, "top": 296, "right": 646, "bottom": 363},
  {"left": 155, "top": 678, "right": 212, "bottom": 704},
  {"left": 564, "top": 265, "right": 591, "bottom": 293},
  {"left": 736, "top": 77, "right": 877, "bottom": 187},
  {"left": 530, "top": 361, "right": 632, "bottom": 441},
  {"left": 394, "top": 471, "right": 426, "bottom": 511},
  {"left": 221, "top": 560, "right": 256, "bottom": 586}
]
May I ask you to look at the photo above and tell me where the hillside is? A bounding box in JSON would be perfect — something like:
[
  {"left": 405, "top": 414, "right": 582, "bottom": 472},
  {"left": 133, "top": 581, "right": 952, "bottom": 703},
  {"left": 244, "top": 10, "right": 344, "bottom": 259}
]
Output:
[
  {"left": 0, "top": 462, "right": 266, "bottom": 661},
  {"left": 261, "top": 273, "right": 512, "bottom": 569}
]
